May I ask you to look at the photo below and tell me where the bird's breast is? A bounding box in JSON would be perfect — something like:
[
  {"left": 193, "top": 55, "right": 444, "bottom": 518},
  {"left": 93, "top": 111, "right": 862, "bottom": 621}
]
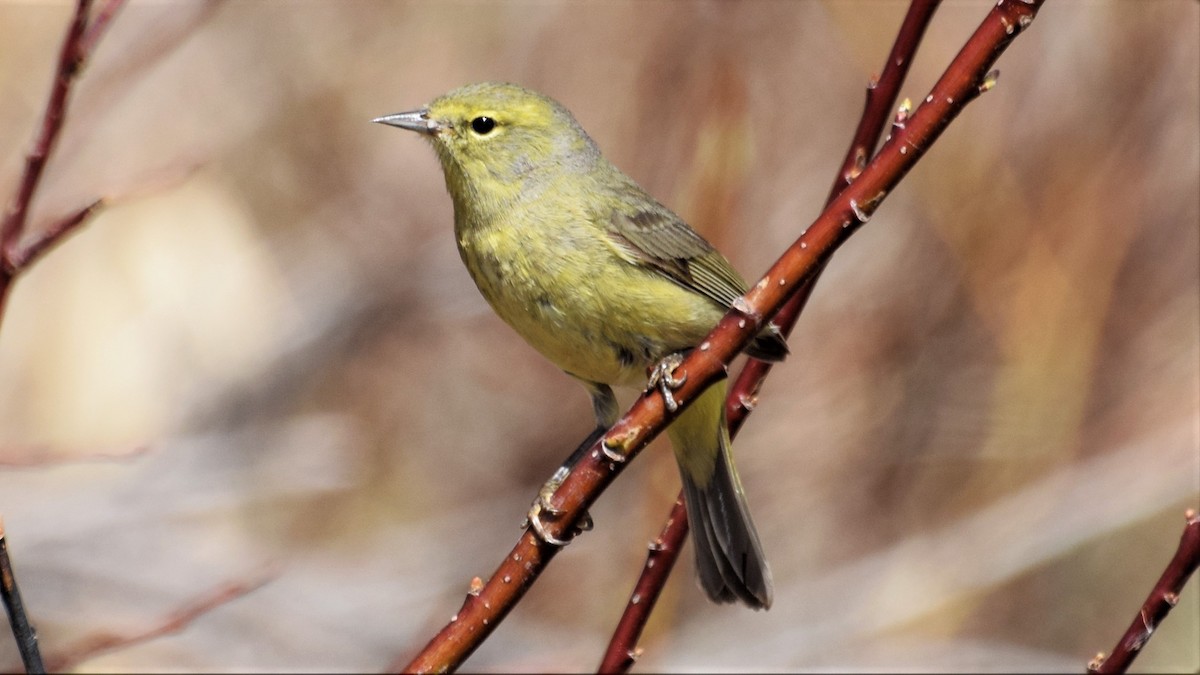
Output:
[{"left": 454, "top": 209, "right": 720, "bottom": 388}]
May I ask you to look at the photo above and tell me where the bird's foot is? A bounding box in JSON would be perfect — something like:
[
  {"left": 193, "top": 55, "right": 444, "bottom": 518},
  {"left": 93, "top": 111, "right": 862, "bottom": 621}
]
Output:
[
  {"left": 647, "top": 352, "right": 688, "bottom": 412},
  {"left": 524, "top": 466, "right": 593, "bottom": 547}
]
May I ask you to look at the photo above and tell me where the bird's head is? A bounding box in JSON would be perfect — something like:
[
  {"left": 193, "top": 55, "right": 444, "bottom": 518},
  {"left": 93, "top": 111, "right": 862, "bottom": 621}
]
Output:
[{"left": 375, "top": 82, "right": 602, "bottom": 210}]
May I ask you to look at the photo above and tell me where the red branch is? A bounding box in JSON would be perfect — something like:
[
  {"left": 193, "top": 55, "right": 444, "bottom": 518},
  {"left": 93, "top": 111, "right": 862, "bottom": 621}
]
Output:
[
  {"left": 398, "top": 1, "right": 1044, "bottom": 672},
  {"left": 599, "top": 2, "right": 943, "bottom": 670},
  {"left": 597, "top": 497, "right": 690, "bottom": 673},
  {"left": 1089, "top": 510, "right": 1200, "bottom": 674},
  {"left": 0, "top": 0, "right": 90, "bottom": 263},
  {"left": 0, "top": 0, "right": 125, "bottom": 327},
  {"left": 8, "top": 199, "right": 104, "bottom": 271}
]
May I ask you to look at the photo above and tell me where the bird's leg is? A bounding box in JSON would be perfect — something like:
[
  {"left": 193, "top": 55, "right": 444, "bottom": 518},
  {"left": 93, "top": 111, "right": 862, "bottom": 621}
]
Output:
[
  {"left": 647, "top": 351, "right": 688, "bottom": 412},
  {"left": 526, "top": 382, "right": 618, "bottom": 546},
  {"left": 534, "top": 425, "right": 606, "bottom": 516},
  {"left": 525, "top": 424, "right": 603, "bottom": 546}
]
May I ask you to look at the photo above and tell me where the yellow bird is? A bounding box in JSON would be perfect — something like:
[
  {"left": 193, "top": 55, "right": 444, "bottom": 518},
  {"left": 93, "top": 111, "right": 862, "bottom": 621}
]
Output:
[{"left": 376, "top": 82, "right": 786, "bottom": 609}]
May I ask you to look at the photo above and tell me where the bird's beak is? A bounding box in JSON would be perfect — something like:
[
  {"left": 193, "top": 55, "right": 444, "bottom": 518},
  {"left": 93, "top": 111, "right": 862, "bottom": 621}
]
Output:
[{"left": 372, "top": 108, "right": 439, "bottom": 135}]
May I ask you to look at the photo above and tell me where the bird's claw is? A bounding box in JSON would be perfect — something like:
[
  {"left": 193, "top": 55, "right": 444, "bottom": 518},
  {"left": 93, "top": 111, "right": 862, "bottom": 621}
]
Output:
[
  {"left": 601, "top": 437, "right": 627, "bottom": 463},
  {"left": 647, "top": 353, "right": 688, "bottom": 412},
  {"left": 535, "top": 468, "right": 567, "bottom": 516},
  {"left": 523, "top": 468, "right": 593, "bottom": 547},
  {"left": 527, "top": 504, "right": 573, "bottom": 546}
]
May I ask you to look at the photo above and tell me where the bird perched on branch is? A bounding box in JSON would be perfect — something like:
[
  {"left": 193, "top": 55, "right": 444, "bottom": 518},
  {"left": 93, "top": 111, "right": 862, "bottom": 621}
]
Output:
[{"left": 376, "top": 82, "right": 786, "bottom": 609}]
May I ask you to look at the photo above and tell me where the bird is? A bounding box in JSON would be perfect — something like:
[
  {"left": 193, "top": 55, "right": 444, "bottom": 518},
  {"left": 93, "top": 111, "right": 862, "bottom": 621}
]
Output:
[{"left": 375, "top": 82, "right": 786, "bottom": 609}]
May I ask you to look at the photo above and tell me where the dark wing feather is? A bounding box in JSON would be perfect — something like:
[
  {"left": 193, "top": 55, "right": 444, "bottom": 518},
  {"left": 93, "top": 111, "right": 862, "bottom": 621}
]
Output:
[
  {"left": 608, "top": 203, "right": 749, "bottom": 309},
  {"left": 605, "top": 192, "right": 788, "bottom": 362}
]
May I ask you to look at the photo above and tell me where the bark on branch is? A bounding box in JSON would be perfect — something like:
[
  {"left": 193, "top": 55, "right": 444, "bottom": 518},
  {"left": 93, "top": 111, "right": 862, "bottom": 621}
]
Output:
[{"left": 1089, "top": 510, "right": 1200, "bottom": 674}]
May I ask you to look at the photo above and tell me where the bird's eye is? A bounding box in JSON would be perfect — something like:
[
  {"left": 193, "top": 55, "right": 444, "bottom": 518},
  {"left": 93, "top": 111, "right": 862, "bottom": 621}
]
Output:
[{"left": 470, "top": 116, "right": 496, "bottom": 135}]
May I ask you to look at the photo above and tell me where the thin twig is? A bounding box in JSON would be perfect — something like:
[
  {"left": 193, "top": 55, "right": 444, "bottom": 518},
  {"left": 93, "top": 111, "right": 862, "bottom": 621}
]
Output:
[
  {"left": 1089, "top": 509, "right": 1200, "bottom": 674},
  {"left": 0, "top": 443, "right": 148, "bottom": 468},
  {"left": 0, "top": 0, "right": 125, "bottom": 327},
  {"left": 0, "top": 3, "right": 124, "bottom": 668},
  {"left": 398, "top": 1, "right": 1044, "bottom": 672},
  {"left": 0, "top": 518, "right": 46, "bottom": 674},
  {"left": 599, "top": 3, "right": 943, "bottom": 670},
  {"left": 78, "top": 0, "right": 127, "bottom": 57},
  {"left": 597, "top": 498, "right": 689, "bottom": 674},
  {"left": 9, "top": 200, "right": 104, "bottom": 271},
  {"left": 1, "top": 0, "right": 92, "bottom": 264},
  {"left": 42, "top": 568, "right": 277, "bottom": 673}
]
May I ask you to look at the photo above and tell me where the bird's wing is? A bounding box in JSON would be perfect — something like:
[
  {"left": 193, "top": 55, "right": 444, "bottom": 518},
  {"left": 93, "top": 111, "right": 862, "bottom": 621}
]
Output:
[
  {"left": 602, "top": 189, "right": 790, "bottom": 362},
  {"left": 605, "top": 201, "right": 750, "bottom": 309}
]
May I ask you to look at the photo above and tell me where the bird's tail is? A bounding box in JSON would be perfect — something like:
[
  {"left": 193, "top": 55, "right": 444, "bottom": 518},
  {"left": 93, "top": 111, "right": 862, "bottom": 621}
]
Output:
[{"left": 667, "top": 379, "right": 772, "bottom": 609}]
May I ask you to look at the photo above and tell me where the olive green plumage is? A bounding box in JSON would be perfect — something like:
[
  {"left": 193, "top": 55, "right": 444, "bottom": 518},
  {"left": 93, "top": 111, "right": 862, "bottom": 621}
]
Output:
[{"left": 377, "top": 82, "right": 785, "bottom": 609}]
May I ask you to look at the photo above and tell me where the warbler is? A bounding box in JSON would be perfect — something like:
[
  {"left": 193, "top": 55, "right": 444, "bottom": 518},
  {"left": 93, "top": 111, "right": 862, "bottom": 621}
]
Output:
[{"left": 375, "top": 82, "right": 786, "bottom": 609}]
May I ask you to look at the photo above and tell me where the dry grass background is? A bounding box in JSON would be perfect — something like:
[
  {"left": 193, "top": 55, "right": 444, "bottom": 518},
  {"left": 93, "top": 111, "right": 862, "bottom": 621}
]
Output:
[{"left": 0, "top": 1, "right": 1197, "bottom": 672}]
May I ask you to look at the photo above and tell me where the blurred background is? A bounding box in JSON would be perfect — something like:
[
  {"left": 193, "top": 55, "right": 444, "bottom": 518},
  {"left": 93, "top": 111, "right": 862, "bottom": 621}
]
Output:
[{"left": 0, "top": 1, "right": 1197, "bottom": 672}]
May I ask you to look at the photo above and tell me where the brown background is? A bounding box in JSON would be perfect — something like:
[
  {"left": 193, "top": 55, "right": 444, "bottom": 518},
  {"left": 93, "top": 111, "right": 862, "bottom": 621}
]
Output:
[{"left": 0, "top": 1, "right": 1197, "bottom": 672}]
